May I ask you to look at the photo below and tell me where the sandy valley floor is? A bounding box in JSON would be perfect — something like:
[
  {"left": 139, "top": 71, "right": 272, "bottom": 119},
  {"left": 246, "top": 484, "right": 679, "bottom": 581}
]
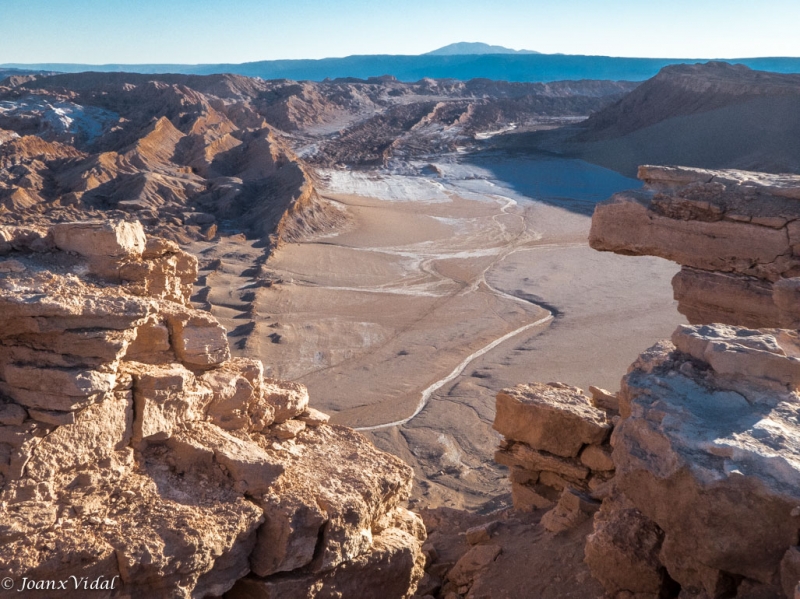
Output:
[{"left": 189, "top": 153, "right": 684, "bottom": 509}]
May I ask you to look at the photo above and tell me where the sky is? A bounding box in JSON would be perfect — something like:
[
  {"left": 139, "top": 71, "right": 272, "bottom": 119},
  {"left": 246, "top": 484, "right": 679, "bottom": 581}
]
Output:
[{"left": 2, "top": 0, "right": 799, "bottom": 65}]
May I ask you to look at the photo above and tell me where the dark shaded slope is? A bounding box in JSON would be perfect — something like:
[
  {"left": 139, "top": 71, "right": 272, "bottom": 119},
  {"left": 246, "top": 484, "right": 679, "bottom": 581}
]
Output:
[
  {"left": 577, "top": 62, "right": 800, "bottom": 140},
  {"left": 496, "top": 62, "right": 800, "bottom": 176}
]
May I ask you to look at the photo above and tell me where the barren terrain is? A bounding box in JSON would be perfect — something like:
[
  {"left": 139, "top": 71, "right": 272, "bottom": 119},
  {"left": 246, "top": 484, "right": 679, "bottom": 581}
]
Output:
[
  {"left": 0, "top": 69, "right": 685, "bottom": 509},
  {"left": 191, "top": 153, "right": 683, "bottom": 508}
]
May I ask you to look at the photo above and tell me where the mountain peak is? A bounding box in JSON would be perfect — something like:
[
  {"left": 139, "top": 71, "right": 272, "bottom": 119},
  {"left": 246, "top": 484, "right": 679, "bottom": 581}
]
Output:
[{"left": 424, "top": 42, "right": 540, "bottom": 56}]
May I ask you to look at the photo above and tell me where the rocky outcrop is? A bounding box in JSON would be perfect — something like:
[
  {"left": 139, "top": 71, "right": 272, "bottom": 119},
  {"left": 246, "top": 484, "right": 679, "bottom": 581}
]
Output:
[
  {"left": 0, "top": 220, "right": 424, "bottom": 598},
  {"left": 490, "top": 325, "right": 800, "bottom": 599},
  {"left": 493, "top": 383, "right": 614, "bottom": 530},
  {"left": 589, "top": 165, "right": 800, "bottom": 328},
  {"left": 581, "top": 168, "right": 800, "bottom": 598},
  {"left": 583, "top": 323, "right": 800, "bottom": 599}
]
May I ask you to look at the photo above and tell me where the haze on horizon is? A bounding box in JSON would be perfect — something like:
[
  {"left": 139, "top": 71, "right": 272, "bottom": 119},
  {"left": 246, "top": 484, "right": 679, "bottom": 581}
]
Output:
[{"left": 2, "top": 0, "right": 800, "bottom": 65}]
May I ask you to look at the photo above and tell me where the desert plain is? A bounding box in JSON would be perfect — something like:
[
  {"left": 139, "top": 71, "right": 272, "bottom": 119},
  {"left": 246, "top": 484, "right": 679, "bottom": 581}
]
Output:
[{"left": 189, "top": 151, "right": 684, "bottom": 508}]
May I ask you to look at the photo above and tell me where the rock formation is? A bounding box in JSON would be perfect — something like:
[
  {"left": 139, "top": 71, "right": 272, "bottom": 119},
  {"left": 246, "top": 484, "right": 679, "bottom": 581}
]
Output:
[
  {"left": 474, "top": 165, "right": 800, "bottom": 599},
  {"left": 590, "top": 165, "right": 800, "bottom": 329},
  {"left": 501, "top": 62, "right": 800, "bottom": 177},
  {"left": 0, "top": 219, "right": 425, "bottom": 598},
  {"left": 583, "top": 323, "right": 800, "bottom": 598},
  {"left": 493, "top": 382, "right": 614, "bottom": 520},
  {"left": 0, "top": 70, "right": 634, "bottom": 251}
]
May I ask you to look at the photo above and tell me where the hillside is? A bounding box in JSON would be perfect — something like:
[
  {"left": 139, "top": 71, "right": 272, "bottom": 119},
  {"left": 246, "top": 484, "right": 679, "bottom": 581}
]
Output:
[
  {"left": 0, "top": 70, "right": 635, "bottom": 245},
  {"left": 497, "top": 62, "right": 800, "bottom": 176}
]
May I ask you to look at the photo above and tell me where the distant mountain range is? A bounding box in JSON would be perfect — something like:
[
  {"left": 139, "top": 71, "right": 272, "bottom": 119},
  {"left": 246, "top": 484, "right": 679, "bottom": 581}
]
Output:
[
  {"left": 3, "top": 49, "right": 800, "bottom": 83},
  {"left": 425, "top": 42, "right": 540, "bottom": 55}
]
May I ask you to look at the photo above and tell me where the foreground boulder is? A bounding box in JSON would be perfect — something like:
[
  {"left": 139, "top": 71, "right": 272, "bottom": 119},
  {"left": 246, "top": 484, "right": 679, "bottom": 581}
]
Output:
[
  {"left": 493, "top": 383, "right": 613, "bottom": 523},
  {"left": 0, "top": 220, "right": 425, "bottom": 598},
  {"left": 495, "top": 326, "right": 800, "bottom": 599},
  {"left": 589, "top": 166, "right": 800, "bottom": 328},
  {"left": 600, "top": 325, "right": 800, "bottom": 598}
]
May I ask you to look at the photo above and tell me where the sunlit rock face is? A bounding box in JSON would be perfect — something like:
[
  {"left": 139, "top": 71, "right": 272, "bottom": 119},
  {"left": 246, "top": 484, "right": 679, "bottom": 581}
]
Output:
[
  {"left": 590, "top": 165, "right": 800, "bottom": 329},
  {"left": 0, "top": 220, "right": 425, "bottom": 599}
]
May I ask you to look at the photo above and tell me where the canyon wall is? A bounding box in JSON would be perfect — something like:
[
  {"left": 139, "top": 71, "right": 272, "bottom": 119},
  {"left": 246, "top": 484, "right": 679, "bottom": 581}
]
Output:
[{"left": 0, "top": 220, "right": 424, "bottom": 598}]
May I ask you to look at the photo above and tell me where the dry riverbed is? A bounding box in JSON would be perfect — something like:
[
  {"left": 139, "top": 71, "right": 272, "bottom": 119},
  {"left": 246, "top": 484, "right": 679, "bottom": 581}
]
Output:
[{"left": 189, "top": 154, "right": 684, "bottom": 509}]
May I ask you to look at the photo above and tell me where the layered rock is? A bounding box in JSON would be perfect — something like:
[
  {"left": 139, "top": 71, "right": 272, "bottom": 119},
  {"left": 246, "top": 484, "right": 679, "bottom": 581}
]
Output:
[
  {"left": 491, "top": 327, "right": 800, "bottom": 599},
  {"left": 583, "top": 324, "right": 800, "bottom": 599},
  {"left": 0, "top": 220, "right": 424, "bottom": 598},
  {"left": 589, "top": 165, "right": 800, "bottom": 328},
  {"left": 493, "top": 383, "right": 613, "bottom": 530}
]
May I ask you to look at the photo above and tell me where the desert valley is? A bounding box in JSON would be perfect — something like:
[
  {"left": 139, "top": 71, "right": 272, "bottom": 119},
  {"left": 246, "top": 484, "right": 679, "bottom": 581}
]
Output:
[{"left": 2, "top": 39, "right": 800, "bottom": 599}]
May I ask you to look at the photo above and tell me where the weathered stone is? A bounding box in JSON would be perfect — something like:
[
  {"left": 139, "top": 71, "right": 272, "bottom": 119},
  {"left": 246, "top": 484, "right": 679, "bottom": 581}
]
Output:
[
  {"left": 51, "top": 220, "right": 146, "bottom": 259},
  {"left": 494, "top": 383, "right": 611, "bottom": 457},
  {"left": 0, "top": 258, "right": 26, "bottom": 273},
  {"left": 126, "top": 317, "right": 172, "bottom": 362},
  {"left": 585, "top": 502, "right": 667, "bottom": 596},
  {"left": 672, "top": 323, "right": 800, "bottom": 388},
  {"left": 465, "top": 521, "right": 499, "bottom": 546},
  {"left": 673, "top": 267, "right": 783, "bottom": 328},
  {"left": 272, "top": 419, "right": 306, "bottom": 439},
  {"left": 119, "top": 247, "right": 198, "bottom": 304},
  {"left": 166, "top": 309, "right": 230, "bottom": 369},
  {"left": 1, "top": 386, "right": 103, "bottom": 412},
  {"left": 229, "top": 527, "right": 425, "bottom": 599},
  {"left": 168, "top": 422, "right": 284, "bottom": 496},
  {"left": 782, "top": 547, "right": 800, "bottom": 599},
  {"left": 541, "top": 487, "right": 601, "bottom": 534},
  {"left": 0, "top": 402, "right": 27, "bottom": 426},
  {"left": 202, "top": 369, "right": 255, "bottom": 431},
  {"left": 26, "top": 408, "right": 75, "bottom": 426},
  {"left": 511, "top": 482, "right": 554, "bottom": 511},
  {"left": 580, "top": 444, "right": 615, "bottom": 472},
  {"left": 447, "top": 543, "right": 501, "bottom": 587},
  {"left": 4, "top": 364, "right": 116, "bottom": 398},
  {"left": 538, "top": 470, "right": 570, "bottom": 491},
  {"left": 495, "top": 442, "right": 589, "bottom": 481},
  {"left": 251, "top": 494, "right": 327, "bottom": 576},
  {"left": 774, "top": 278, "right": 800, "bottom": 328},
  {"left": 21, "top": 389, "right": 132, "bottom": 482},
  {"left": 0, "top": 225, "right": 52, "bottom": 254},
  {"left": 251, "top": 425, "right": 418, "bottom": 577},
  {"left": 591, "top": 167, "right": 800, "bottom": 328},
  {"left": 298, "top": 406, "right": 330, "bottom": 426},
  {"left": 0, "top": 219, "right": 426, "bottom": 599},
  {"left": 590, "top": 191, "right": 791, "bottom": 277},
  {"left": 262, "top": 377, "right": 309, "bottom": 423},
  {"left": 131, "top": 364, "right": 210, "bottom": 443},
  {"left": 508, "top": 466, "right": 538, "bottom": 485},
  {"left": 588, "top": 385, "right": 619, "bottom": 412},
  {"left": 615, "top": 336, "right": 800, "bottom": 587}
]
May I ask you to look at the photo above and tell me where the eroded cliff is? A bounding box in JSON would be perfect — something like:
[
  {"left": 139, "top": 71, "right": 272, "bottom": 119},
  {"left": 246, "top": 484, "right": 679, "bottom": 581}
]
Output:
[
  {"left": 0, "top": 220, "right": 424, "bottom": 598},
  {"left": 590, "top": 165, "right": 800, "bottom": 328}
]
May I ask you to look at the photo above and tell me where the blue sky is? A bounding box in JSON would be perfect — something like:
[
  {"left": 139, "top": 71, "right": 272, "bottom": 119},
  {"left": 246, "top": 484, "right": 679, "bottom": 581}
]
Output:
[{"left": 2, "top": 0, "right": 799, "bottom": 64}]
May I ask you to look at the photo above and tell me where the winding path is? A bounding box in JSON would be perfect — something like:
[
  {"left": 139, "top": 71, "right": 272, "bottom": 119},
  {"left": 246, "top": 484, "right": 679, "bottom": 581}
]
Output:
[
  {"left": 354, "top": 195, "right": 559, "bottom": 432},
  {"left": 354, "top": 309, "right": 552, "bottom": 432}
]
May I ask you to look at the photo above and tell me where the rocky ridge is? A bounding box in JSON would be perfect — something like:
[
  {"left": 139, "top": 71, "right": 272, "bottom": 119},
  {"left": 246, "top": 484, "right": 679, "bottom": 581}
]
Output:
[
  {"left": 0, "top": 71, "right": 634, "bottom": 249},
  {"left": 496, "top": 63, "right": 800, "bottom": 176},
  {"left": 0, "top": 219, "right": 425, "bottom": 598}
]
